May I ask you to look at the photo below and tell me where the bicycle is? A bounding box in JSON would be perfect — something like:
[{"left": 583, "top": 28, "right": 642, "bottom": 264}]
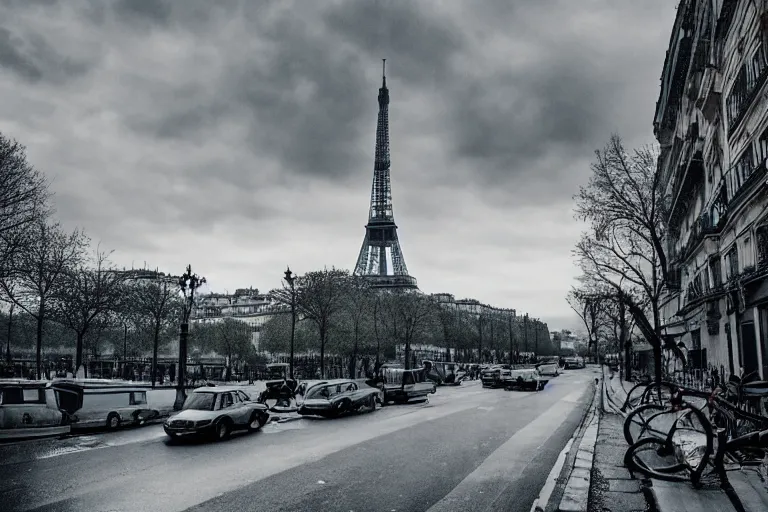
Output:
[{"left": 624, "top": 385, "right": 768, "bottom": 488}]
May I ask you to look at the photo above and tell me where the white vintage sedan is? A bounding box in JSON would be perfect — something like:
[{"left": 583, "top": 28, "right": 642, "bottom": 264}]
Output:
[
  {"left": 536, "top": 358, "right": 561, "bottom": 377},
  {"left": 504, "top": 368, "right": 548, "bottom": 391},
  {"left": 163, "top": 387, "right": 269, "bottom": 441}
]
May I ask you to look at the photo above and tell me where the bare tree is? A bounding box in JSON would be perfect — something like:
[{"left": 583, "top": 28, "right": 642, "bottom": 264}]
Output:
[
  {"left": 573, "top": 135, "right": 668, "bottom": 383},
  {"left": 271, "top": 268, "right": 349, "bottom": 378},
  {"left": 567, "top": 286, "right": 607, "bottom": 359},
  {"left": 0, "top": 133, "right": 50, "bottom": 277},
  {"left": 214, "top": 318, "right": 253, "bottom": 381},
  {"left": 0, "top": 221, "right": 86, "bottom": 379},
  {"left": 388, "top": 291, "right": 438, "bottom": 369},
  {"left": 52, "top": 248, "right": 127, "bottom": 375},
  {"left": 129, "top": 276, "right": 181, "bottom": 387},
  {"left": 340, "top": 275, "right": 372, "bottom": 377}
]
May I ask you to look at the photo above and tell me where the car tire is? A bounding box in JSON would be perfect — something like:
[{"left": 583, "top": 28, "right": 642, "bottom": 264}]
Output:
[
  {"left": 106, "top": 412, "right": 121, "bottom": 430},
  {"left": 215, "top": 419, "right": 231, "bottom": 441},
  {"left": 248, "top": 412, "right": 262, "bottom": 433}
]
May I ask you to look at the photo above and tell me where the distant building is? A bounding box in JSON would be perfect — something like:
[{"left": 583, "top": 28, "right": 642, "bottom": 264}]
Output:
[{"left": 191, "top": 288, "right": 288, "bottom": 350}]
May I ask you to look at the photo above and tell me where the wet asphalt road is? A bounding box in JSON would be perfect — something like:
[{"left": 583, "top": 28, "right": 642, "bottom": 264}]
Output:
[{"left": 0, "top": 368, "right": 599, "bottom": 512}]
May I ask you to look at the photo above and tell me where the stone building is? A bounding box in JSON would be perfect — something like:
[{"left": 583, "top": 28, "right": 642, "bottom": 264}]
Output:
[
  {"left": 191, "top": 288, "right": 288, "bottom": 350},
  {"left": 656, "top": 0, "right": 768, "bottom": 379}
]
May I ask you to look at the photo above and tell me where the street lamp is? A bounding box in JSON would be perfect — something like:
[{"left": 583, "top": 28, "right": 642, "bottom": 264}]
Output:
[
  {"left": 174, "top": 265, "right": 206, "bottom": 411},
  {"left": 524, "top": 313, "right": 529, "bottom": 354},
  {"left": 284, "top": 267, "right": 297, "bottom": 380}
]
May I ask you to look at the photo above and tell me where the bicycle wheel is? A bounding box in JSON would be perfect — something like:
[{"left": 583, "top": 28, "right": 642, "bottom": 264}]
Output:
[
  {"left": 623, "top": 403, "right": 668, "bottom": 445},
  {"left": 661, "top": 405, "right": 714, "bottom": 487},
  {"left": 625, "top": 405, "right": 714, "bottom": 487},
  {"left": 640, "top": 382, "right": 677, "bottom": 407},
  {"left": 621, "top": 381, "right": 652, "bottom": 412},
  {"left": 624, "top": 437, "right": 690, "bottom": 482}
]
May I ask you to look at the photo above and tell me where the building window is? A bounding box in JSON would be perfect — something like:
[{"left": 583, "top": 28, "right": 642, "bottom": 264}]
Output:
[
  {"left": 757, "top": 126, "right": 768, "bottom": 165},
  {"left": 758, "top": 223, "right": 768, "bottom": 266},
  {"left": 726, "top": 40, "right": 768, "bottom": 130},
  {"left": 726, "top": 245, "right": 739, "bottom": 279},
  {"left": 728, "top": 146, "right": 756, "bottom": 201},
  {"left": 743, "top": 236, "right": 753, "bottom": 268},
  {"left": 709, "top": 256, "right": 722, "bottom": 287},
  {"left": 726, "top": 66, "right": 749, "bottom": 127}
]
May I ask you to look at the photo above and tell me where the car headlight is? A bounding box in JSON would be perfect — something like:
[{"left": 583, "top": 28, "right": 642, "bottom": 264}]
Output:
[{"left": 196, "top": 420, "right": 212, "bottom": 427}]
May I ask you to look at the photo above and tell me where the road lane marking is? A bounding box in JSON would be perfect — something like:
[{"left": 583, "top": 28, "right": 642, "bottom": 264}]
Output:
[{"left": 425, "top": 390, "right": 587, "bottom": 512}]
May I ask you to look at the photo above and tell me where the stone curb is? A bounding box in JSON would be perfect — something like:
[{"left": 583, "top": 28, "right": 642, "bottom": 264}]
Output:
[{"left": 557, "top": 380, "right": 601, "bottom": 512}]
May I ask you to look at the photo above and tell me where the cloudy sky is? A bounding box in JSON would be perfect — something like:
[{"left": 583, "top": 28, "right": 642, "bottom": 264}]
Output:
[{"left": 0, "top": 0, "right": 676, "bottom": 331}]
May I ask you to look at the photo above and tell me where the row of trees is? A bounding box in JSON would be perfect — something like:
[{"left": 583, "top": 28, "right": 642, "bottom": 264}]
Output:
[
  {"left": 1, "top": 130, "right": 552, "bottom": 385},
  {"left": 568, "top": 135, "right": 675, "bottom": 382},
  {"left": 263, "top": 268, "right": 553, "bottom": 376},
  {"left": 0, "top": 132, "right": 224, "bottom": 385}
]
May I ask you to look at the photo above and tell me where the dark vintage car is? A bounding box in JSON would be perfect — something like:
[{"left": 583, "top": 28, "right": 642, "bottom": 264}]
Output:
[
  {"left": 481, "top": 365, "right": 512, "bottom": 388},
  {"left": 366, "top": 366, "right": 436, "bottom": 404},
  {"left": 258, "top": 363, "right": 300, "bottom": 412},
  {"left": 423, "top": 361, "right": 467, "bottom": 386},
  {"left": 297, "top": 380, "right": 380, "bottom": 418},
  {"left": 504, "top": 368, "right": 548, "bottom": 391},
  {"left": 164, "top": 387, "right": 270, "bottom": 441}
]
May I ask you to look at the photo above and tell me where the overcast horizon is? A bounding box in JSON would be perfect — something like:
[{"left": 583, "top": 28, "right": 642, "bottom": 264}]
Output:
[{"left": 0, "top": 0, "right": 677, "bottom": 333}]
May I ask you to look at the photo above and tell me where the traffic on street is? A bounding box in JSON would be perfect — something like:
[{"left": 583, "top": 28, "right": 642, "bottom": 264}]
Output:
[{"left": 0, "top": 367, "right": 598, "bottom": 512}]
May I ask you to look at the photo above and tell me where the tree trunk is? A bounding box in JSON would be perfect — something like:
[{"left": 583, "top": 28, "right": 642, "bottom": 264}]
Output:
[
  {"left": 319, "top": 323, "right": 326, "bottom": 379},
  {"left": 478, "top": 317, "right": 483, "bottom": 363},
  {"left": 653, "top": 303, "right": 662, "bottom": 384},
  {"left": 404, "top": 333, "right": 411, "bottom": 370},
  {"left": 75, "top": 331, "right": 85, "bottom": 375},
  {"left": 352, "top": 320, "right": 359, "bottom": 375},
  {"left": 35, "top": 308, "right": 44, "bottom": 380},
  {"left": 151, "top": 322, "right": 160, "bottom": 388}
]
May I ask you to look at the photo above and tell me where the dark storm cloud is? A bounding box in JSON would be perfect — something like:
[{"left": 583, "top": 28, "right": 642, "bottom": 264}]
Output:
[
  {"left": 0, "top": 0, "right": 677, "bottom": 324},
  {"left": 323, "top": 0, "right": 465, "bottom": 87},
  {"left": 0, "top": 27, "right": 89, "bottom": 84},
  {"left": 112, "top": 0, "right": 172, "bottom": 25}
]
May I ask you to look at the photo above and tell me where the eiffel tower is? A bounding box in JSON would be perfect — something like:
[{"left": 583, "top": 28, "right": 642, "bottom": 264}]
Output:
[{"left": 353, "top": 60, "right": 418, "bottom": 289}]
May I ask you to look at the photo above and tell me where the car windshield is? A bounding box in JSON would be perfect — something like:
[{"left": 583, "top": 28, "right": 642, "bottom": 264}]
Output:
[
  {"left": 307, "top": 385, "right": 337, "bottom": 399},
  {"left": 182, "top": 392, "right": 216, "bottom": 411}
]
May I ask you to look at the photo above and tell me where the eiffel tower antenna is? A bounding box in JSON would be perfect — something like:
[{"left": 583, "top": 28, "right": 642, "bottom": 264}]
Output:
[{"left": 353, "top": 60, "right": 417, "bottom": 290}]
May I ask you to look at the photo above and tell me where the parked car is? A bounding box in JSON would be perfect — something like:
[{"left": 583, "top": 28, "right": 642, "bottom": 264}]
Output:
[
  {"left": 505, "top": 368, "right": 548, "bottom": 391},
  {"left": 423, "top": 361, "right": 466, "bottom": 386},
  {"left": 52, "top": 378, "right": 159, "bottom": 430},
  {"left": 297, "top": 380, "right": 380, "bottom": 418},
  {"left": 563, "top": 357, "right": 585, "bottom": 370},
  {"left": 163, "top": 386, "right": 269, "bottom": 441},
  {"left": 536, "top": 357, "right": 561, "bottom": 377},
  {"left": 0, "top": 379, "right": 82, "bottom": 441},
  {"left": 481, "top": 365, "right": 512, "bottom": 388},
  {"left": 366, "top": 366, "right": 436, "bottom": 404}
]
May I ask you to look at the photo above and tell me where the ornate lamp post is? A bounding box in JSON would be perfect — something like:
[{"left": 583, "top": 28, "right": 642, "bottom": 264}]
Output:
[
  {"left": 173, "top": 265, "right": 206, "bottom": 411},
  {"left": 284, "top": 267, "right": 297, "bottom": 380}
]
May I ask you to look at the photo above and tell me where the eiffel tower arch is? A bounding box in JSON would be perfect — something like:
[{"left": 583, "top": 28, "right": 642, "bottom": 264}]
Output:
[{"left": 354, "top": 60, "right": 418, "bottom": 290}]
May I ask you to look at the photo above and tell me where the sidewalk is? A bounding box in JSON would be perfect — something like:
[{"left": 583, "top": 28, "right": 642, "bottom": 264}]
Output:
[{"left": 551, "top": 367, "right": 768, "bottom": 512}]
